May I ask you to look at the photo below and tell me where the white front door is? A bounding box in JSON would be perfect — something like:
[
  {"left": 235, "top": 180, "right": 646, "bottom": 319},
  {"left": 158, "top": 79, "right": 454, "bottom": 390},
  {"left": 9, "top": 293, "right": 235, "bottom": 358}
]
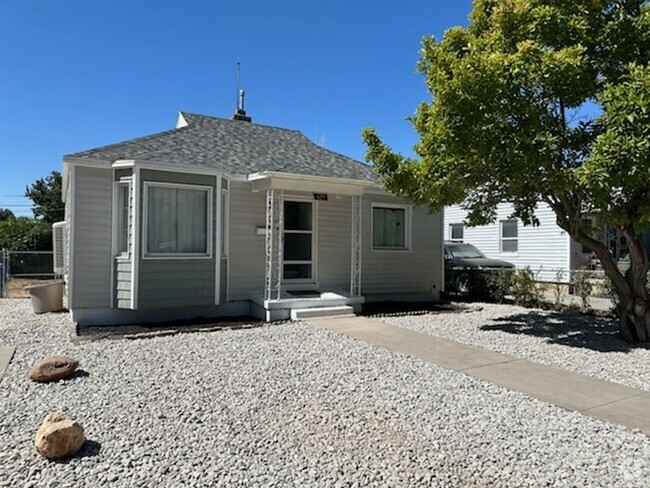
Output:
[{"left": 283, "top": 200, "right": 315, "bottom": 282}]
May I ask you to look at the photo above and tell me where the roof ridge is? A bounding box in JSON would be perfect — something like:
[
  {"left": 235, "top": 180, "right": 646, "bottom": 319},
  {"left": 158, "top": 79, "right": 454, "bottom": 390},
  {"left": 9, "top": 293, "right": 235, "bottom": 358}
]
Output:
[{"left": 179, "top": 111, "right": 303, "bottom": 133}]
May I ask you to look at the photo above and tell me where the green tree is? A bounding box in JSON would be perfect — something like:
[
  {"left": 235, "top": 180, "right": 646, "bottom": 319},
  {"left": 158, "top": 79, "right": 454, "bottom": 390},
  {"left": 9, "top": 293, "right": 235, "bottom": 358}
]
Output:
[
  {"left": 0, "top": 217, "right": 52, "bottom": 251},
  {"left": 0, "top": 208, "right": 14, "bottom": 221},
  {"left": 363, "top": 0, "right": 650, "bottom": 342},
  {"left": 25, "top": 171, "right": 64, "bottom": 224}
]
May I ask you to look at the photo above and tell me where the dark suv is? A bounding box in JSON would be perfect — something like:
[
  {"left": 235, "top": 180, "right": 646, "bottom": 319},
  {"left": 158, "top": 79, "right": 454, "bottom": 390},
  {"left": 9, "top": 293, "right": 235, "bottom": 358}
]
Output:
[{"left": 444, "top": 241, "right": 515, "bottom": 296}]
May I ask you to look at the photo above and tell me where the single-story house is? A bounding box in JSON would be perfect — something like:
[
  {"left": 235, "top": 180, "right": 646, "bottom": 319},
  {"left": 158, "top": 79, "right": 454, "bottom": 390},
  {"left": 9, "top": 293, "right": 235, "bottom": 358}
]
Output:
[
  {"left": 59, "top": 111, "right": 443, "bottom": 325},
  {"left": 445, "top": 203, "right": 649, "bottom": 282}
]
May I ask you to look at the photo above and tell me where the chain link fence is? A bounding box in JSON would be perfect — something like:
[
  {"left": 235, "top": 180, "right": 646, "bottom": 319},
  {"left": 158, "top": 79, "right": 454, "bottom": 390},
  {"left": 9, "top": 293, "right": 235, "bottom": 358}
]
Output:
[{"left": 0, "top": 250, "right": 56, "bottom": 298}]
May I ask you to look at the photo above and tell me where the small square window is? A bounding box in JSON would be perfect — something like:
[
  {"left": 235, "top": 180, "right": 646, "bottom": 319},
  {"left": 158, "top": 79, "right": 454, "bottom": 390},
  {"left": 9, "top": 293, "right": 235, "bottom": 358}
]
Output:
[
  {"left": 450, "top": 223, "right": 464, "bottom": 242},
  {"left": 372, "top": 205, "right": 410, "bottom": 250}
]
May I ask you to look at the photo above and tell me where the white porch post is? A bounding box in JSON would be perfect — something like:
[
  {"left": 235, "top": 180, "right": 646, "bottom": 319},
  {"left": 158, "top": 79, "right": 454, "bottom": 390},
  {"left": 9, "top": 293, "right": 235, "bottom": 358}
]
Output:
[
  {"left": 350, "top": 195, "right": 362, "bottom": 296},
  {"left": 264, "top": 189, "right": 284, "bottom": 301}
]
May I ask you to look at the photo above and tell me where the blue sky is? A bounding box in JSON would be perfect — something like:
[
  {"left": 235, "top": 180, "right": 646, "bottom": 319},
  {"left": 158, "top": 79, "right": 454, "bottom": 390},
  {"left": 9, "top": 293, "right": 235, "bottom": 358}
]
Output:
[{"left": 0, "top": 0, "right": 472, "bottom": 216}]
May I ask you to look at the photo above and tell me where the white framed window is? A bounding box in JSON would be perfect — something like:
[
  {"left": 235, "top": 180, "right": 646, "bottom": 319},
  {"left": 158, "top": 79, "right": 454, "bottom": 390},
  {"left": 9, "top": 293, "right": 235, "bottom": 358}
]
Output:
[
  {"left": 143, "top": 182, "right": 213, "bottom": 259},
  {"left": 372, "top": 203, "right": 411, "bottom": 251},
  {"left": 449, "top": 223, "right": 464, "bottom": 242},
  {"left": 500, "top": 219, "right": 518, "bottom": 254},
  {"left": 113, "top": 181, "right": 131, "bottom": 258}
]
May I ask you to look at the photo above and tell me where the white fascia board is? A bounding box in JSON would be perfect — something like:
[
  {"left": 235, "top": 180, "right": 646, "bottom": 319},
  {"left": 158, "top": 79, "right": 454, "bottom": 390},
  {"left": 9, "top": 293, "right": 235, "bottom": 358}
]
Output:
[
  {"left": 69, "top": 157, "right": 248, "bottom": 182},
  {"left": 112, "top": 160, "right": 135, "bottom": 168},
  {"left": 126, "top": 160, "right": 240, "bottom": 178},
  {"left": 62, "top": 162, "right": 69, "bottom": 203},
  {"left": 247, "top": 170, "right": 375, "bottom": 188},
  {"left": 63, "top": 156, "right": 112, "bottom": 167}
]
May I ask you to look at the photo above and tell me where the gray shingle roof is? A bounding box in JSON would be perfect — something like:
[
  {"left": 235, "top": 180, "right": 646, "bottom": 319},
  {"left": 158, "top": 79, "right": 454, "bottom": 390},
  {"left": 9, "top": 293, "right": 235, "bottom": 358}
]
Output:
[{"left": 65, "top": 112, "right": 378, "bottom": 182}]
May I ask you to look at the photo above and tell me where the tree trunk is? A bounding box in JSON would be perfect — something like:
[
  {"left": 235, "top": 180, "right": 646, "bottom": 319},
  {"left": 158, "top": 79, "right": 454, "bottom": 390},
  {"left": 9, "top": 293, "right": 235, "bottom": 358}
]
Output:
[
  {"left": 618, "top": 290, "right": 650, "bottom": 343},
  {"left": 571, "top": 227, "right": 649, "bottom": 343}
]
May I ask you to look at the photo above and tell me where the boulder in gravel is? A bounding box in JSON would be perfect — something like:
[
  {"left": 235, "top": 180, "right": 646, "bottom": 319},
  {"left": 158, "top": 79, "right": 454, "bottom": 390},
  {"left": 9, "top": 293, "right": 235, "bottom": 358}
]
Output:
[
  {"left": 28, "top": 355, "right": 78, "bottom": 382},
  {"left": 34, "top": 412, "right": 85, "bottom": 459}
]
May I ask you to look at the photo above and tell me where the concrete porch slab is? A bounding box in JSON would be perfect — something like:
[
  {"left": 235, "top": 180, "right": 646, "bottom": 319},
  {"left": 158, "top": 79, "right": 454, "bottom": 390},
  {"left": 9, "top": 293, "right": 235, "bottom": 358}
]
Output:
[{"left": 0, "top": 346, "right": 16, "bottom": 381}]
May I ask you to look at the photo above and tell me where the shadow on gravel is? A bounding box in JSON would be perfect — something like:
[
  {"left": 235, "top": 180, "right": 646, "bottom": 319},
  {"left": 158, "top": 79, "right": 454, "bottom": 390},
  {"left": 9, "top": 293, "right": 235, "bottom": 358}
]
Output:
[
  {"left": 76, "top": 316, "right": 266, "bottom": 341},
  {"left": 71, "top": 369, "right": 90, "bottom": 379},
  {"left": 361, "top": 301, "right": 466, "bottom": 317},
  {"left": 483, "top": 311, "right": 650, "bottom": 353},
  {"left": 54, "top": 440, "right": 101, "bottom": 463}
]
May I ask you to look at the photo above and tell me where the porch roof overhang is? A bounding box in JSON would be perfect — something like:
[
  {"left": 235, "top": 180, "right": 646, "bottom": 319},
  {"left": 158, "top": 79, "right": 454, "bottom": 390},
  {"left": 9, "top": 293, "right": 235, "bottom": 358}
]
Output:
[{"left": 248, "top": 171, "right": 376, "bottom": 196}]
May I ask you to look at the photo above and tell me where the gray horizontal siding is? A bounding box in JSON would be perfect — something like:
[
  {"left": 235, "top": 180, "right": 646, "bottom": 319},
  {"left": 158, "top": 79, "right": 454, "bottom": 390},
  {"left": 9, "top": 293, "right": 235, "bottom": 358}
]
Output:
[
  {"left": 136, "top": 170, "right": 217, "bottom": 310},
  {"left": 71, "top": 166, "right": 112, "bottom": 308},
  {"left": 138, "top": 260, "right": 215, "bottom": 309},
  {"left": 115, "top": 259, "right": 131, "bottom": 309},
  {"left": 444, "top": 203, "right": 571, "bottom": 282},
  {"left": 227, "top": 181, "right": 266, "bottom": 301},
  {"left": 317, "top": 196, "right": 351, "bottom": 290},
  {"left": 362, "top": 194, "right": 442, "bottom": 295}
]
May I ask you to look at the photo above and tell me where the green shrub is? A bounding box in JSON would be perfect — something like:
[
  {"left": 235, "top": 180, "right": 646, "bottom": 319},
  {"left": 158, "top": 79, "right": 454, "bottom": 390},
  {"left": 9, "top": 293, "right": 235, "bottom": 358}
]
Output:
[
  {"left": 552, "top": 269, "right": 567, "bottom": 310},
  {"left": 511, "top": 267, "right": 543, "bottom": 308},
  {"left": 602, "top": 276, "right": 621, "bottom": 314},
  {"left": 572, "top": 267, "right": 593, "bottom": 312},
  {"left": 484, "top": 269, "right": 513, "bottom": 303}
]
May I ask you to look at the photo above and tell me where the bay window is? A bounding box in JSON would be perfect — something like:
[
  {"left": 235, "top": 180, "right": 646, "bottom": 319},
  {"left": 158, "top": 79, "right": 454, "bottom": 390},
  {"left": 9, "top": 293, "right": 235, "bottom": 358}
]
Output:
[{"left": 144, "top": 182, "right": 212, "bottom": 258}]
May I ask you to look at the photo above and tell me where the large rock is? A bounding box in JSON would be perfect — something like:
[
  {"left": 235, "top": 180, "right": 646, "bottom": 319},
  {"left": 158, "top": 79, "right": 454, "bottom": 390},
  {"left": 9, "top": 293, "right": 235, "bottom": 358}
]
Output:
[
  {"left": 34, "top": 412, "right": 85, "bottom": 459},
  {"left": 29, "top": 355, "right": 78, "bottom": 382}
]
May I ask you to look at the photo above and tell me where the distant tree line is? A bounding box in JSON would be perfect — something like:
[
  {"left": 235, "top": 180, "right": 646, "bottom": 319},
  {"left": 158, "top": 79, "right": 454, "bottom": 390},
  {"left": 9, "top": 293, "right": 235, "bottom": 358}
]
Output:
[{"left": 0, "top": 171, "right": 63, "bottom": 251}]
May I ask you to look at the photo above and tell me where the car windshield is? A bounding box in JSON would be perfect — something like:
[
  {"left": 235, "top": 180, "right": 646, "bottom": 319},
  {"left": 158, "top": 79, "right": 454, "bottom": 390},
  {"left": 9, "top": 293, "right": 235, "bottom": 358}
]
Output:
[{"left": 447, "top": 244, "right": 485, "bottom": 259}]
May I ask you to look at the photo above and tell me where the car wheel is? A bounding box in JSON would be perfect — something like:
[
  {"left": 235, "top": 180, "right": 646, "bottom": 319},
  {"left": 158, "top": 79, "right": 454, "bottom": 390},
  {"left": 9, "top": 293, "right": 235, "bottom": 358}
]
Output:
[{"left": 455, "top": 273, "right": 471, "bottom": 295}]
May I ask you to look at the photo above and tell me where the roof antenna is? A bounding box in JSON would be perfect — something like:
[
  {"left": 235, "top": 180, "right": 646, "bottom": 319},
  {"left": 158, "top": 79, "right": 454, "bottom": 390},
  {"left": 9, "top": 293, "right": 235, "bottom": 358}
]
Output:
[{"left": 233, "top": 61, "right": 252, "bottom": 122}]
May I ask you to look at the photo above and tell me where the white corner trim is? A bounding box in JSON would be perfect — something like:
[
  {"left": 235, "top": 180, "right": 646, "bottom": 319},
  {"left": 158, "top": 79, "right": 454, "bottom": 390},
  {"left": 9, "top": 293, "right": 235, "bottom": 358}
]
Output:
[
  {"left": 67, "top": 166, "right": 76, "bottom": 309},
  {"left": 131, "top": 167, "right": 140, "bottom": 309},
  {"left": 215, "top": 175, "right": 222, "bottom": 305}
]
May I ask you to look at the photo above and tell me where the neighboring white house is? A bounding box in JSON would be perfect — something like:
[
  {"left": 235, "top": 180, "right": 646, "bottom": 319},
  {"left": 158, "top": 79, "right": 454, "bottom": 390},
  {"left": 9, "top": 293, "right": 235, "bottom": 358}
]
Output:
[
  {"left": 59, "top": 110, "right": 443, "bottom": 325},
  {"left": 444, "top": 203, "right": 588, "bottom": 283}
]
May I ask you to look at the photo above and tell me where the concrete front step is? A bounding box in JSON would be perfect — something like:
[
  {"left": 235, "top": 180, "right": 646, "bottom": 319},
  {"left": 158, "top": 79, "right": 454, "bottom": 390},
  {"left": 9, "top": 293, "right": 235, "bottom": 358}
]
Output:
[{"left": 291, "top": 306, "right": 355, "bottom": 320}]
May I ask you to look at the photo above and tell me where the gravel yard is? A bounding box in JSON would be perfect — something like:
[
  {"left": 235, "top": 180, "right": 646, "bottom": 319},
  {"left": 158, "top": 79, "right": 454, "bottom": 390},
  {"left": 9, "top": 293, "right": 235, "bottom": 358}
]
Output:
[
  {"left": 1, "top": 299, "right": 650, "bottom": 487},
  {"left": 380, "top": 303, "right": 650, "bottom": 392}
]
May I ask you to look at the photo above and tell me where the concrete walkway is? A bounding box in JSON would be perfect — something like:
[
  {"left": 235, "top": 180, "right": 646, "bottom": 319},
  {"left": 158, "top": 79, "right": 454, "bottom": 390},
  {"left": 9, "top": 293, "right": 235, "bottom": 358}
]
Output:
[
  {"left": 0, "top": 346, "right": 16, "bottom": 382},
  {"left": 309, "top": 316, "right": 650, "bottom": 435}
]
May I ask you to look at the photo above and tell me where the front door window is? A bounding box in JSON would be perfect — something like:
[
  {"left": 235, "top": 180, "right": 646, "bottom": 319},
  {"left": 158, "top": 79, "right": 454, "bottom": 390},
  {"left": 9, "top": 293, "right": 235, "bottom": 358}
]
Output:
[{"left": 283, "top": 201, "right": 313, "bottom": 280}]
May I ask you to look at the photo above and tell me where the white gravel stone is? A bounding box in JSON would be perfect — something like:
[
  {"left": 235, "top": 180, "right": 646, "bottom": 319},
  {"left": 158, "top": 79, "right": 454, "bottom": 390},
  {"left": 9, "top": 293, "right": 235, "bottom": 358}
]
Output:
[
  {"left": 380, "top": 302, "right": 650, "bottom": 391},
  {"left": 0, "top": 298, "right": 649, "bottom": 486}
]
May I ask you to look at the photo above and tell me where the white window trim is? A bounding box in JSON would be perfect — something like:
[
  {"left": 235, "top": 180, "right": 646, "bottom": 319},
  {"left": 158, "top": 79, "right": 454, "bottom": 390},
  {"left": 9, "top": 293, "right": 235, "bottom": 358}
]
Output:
[
  {"left": 142, "top": 181, "right": 214, "bottom": 260},
  {"left": 371, "top": 202, "right": 412, "bottom": 252},
  {"left": 500, "top": 219, "right": 518, "bottom": 255},
  {"left": 221, "top": 186, "right": 230, "bottom": 259},
  {"left": 112, "top": 179, "right": 132, "bottom": 260},
  {"left": 282, "top": 197, "right": 318, "bottom": 283},
  {"left": 449, "top": 223, "right": 464, "bottom": 242}
]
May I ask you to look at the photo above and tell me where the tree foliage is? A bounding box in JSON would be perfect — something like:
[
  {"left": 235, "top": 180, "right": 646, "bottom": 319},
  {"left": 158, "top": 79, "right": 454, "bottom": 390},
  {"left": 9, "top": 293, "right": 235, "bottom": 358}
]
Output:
[
  {"left": 363, "top": 0, "right": 650, "bottom": 342},
  {"left": 25, "top": 171, "right": 64, "bottom": 224},
  {"left": 0, "top": 208, "right": 14, "bottom": 221},
  {"left": 0, "top": 217, "right": 52, "bottom": 251}
]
